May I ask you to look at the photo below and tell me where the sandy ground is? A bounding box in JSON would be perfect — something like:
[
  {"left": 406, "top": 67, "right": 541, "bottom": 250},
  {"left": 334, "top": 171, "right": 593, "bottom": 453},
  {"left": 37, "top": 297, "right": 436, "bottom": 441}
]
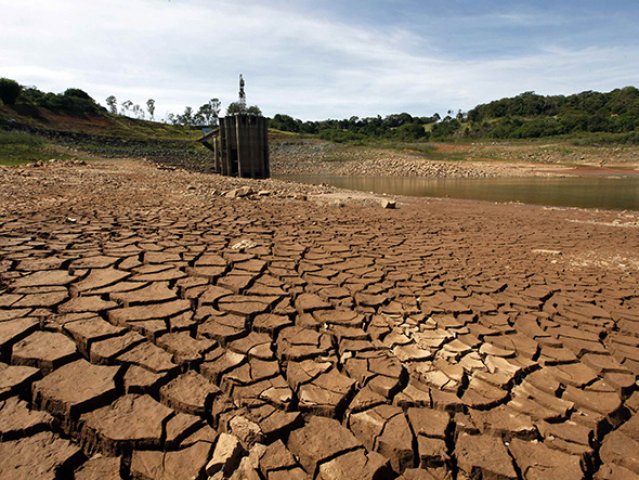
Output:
[{"left": 0, "top": 158, "right": 638, "bottom": 479}]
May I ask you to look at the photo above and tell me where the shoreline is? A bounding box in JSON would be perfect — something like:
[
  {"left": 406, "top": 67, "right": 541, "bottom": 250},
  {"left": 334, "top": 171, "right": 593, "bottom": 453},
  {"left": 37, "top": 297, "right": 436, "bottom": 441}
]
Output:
[{"left": 270, "top": 139, "right": 639, "bottom": 179}]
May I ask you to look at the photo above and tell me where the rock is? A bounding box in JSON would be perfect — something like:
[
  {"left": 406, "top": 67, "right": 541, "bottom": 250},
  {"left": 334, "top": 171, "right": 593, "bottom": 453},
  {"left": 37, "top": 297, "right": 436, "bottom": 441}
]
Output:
[
  {"left": 230, "top": 239, "right": 258, "bottom": 250},
  {"left": 380, "top": 199, "right": 396, "bottom": 209},
  {"left": 599, "top": 425, "right": 639, "bottom": 474},
  {"left": 226, "top": 186, "right": 254, "bottom": 198},
  {"left": 231, "top": 444, "right": 266, "bottom": 480},
  {"left": 206, "top": 432, "right": 245, "bottom": 476},
  {"left": 229, "top": 415, "right": 264, "bottom": 448}
]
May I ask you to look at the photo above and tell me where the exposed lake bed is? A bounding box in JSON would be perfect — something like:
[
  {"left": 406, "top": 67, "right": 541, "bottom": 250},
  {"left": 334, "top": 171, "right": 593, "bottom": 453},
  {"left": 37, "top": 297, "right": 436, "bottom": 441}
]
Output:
[{"left": 272, "top": 140, "right": 639, "bottom": 210}]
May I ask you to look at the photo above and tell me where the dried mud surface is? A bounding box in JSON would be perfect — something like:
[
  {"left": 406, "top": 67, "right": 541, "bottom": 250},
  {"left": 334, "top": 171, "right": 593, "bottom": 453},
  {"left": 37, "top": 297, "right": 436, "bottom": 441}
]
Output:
[{"left": 1, "top": 158, "right": 638, "bottom": 480}]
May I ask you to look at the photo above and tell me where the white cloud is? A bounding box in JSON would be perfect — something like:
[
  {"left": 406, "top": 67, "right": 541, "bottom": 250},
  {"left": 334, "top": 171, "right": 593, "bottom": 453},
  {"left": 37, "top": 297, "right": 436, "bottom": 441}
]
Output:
[{"left": 0, "top": 0, "right": 637, "bottom": 120}]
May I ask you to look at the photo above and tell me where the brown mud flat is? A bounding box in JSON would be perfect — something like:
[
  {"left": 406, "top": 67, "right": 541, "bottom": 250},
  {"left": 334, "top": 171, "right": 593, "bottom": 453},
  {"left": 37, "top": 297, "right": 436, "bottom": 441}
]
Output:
[{"left": 0, "top": 158, "right": 638, "bottom": 480}]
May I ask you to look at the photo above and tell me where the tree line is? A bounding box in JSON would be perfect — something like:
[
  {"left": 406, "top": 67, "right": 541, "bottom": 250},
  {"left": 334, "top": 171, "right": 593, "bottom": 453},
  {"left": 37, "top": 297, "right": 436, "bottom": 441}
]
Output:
[
  {"left": 464, "top": 87, "right": 639, "bottom": 140},
  {"left": 270, "top": 112, "right": 440, "bottom": 142},
  {"left": 0, "top": 77, "right": 103, "bottom": 116},
  {"left": 3, "top": 76, "right": 638, "bottom": 142},
  {"left": 268, "top": 87, "right": 639, "bottom": 143},
  {"left": 0, "top": 77, "right": 261, "bottom": 128}
]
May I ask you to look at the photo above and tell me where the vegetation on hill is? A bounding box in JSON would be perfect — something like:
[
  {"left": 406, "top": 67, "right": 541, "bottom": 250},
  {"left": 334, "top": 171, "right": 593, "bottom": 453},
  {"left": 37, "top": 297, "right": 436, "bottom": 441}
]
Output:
[
  {"left": 466, "top": 87, "right": 639, "bottom": 141},
  {"left": 0, "top": 78, "right": 22, "bottom": 105},
  {"left": 270, "top": 87, "right": 639, "bottom": 144},
  {"left": 0, "top": 130, "right": 73, "bottom": 165},
  {"left": 2, "top": 75, "right": 639, "bottom": 168},
  {"left": 270, "top": 112, "right": 437, "bottom": 143},
  {"left": 0, "top": 77, "right": 210, "bottom": 167}
]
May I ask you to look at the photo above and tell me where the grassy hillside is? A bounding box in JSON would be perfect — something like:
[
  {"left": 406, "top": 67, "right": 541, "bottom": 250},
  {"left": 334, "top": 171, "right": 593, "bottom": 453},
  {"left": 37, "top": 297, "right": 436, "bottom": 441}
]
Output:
[
  {"left": 0, "top": 79, "right": 209, "bottom": 167},
  {"left": 0, "top": 111, "right": 209, "bottom": 168}
]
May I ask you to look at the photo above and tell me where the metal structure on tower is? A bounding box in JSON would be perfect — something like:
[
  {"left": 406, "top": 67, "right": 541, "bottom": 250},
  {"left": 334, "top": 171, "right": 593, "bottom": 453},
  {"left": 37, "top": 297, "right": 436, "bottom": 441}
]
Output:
[
  {"left": 238, "top": 74, "right": 246, "bottom": 111},
  {"left": 197, "top": 75, "right": 269, "bottom": 179}
]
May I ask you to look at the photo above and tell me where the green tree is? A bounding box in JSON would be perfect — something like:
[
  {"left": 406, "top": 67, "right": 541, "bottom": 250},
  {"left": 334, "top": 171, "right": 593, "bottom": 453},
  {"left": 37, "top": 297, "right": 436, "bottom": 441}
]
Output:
[
  {"left": 146, "top": 99, "right": 155, "bottom": 120},
  {"left": 226, "top": 102, "right": 244, "bottom": 115},
  {"left": 120, "top": 100, "right": 133, "bottom": 116},
  {"left": 179, "top": 106, "right": 193, "bottom": 126},
  {"left": 209, "top": 98, "right": 221, "bottom": 125},
  {"left": 0, "top": 78, "right": 23, "bottom": 105},
  {"left": 106, "top": 95, "right": 117, "bottom": 114},
  {"left": 132, "top": 104, "right": 144, "bottom": 119},
  {"left": 196, "top": 98, "right": 221, "bottom": 126},
  {"left": 64, "top": 88, "right": 92, "bottom": 100},
  {"left": 227, "top": 102, "right": 261, "bottom": 116}
]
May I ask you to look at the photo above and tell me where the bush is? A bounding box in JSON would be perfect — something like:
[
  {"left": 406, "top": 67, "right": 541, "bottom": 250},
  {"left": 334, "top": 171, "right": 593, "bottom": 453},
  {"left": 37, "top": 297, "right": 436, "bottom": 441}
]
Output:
[
  {"left": 63, "top": 88, "right": 92, "bottom": 100},
  {"left": 40, "top": 90, "right": 102, "bottom": 116},
  {"left": 0, "top": 78, "right": 22, "bottom": 105},
  {"left": 388, "top": 123, "right": 428, "bottom": 141},
  {"left": 318, "top": 129, "right": 366, "bottom": 143},
  {"left": 431, "top": 117, "right": 461, "bottom": 138},
  {"left": 18, "top": 87, "right": 46, "bottom": 105}
]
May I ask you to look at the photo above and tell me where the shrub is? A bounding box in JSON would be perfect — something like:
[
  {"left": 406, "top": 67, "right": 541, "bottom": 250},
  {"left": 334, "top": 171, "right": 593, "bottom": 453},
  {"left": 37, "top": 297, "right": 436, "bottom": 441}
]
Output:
[
  {"left": 0, "top": 78, "right": 23, "bottom": 105},
  {"left": 389, "top": 123, "right": 428, "bottom": 141},
  {"left": 63, "top": 88, "right": 92, "bottom": 100},
  {"left": 40, "top": 90, "right": 102, "bottom": 115},
  {"left": 318, "top": 129, "right": 366, "bottom": 143}
]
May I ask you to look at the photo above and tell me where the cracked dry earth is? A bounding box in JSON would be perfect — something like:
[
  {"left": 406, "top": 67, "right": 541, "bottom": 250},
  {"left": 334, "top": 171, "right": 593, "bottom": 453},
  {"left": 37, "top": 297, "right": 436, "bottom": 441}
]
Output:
[{"left": 1, "top": 159, "right": 638, "bottom": 480}]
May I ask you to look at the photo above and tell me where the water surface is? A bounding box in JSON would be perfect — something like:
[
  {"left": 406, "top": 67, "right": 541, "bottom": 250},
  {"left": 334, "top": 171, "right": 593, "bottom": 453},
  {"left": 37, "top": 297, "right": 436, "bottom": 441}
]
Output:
[{"left": 275, "top": 174, "right": 639, "bottom": 211}]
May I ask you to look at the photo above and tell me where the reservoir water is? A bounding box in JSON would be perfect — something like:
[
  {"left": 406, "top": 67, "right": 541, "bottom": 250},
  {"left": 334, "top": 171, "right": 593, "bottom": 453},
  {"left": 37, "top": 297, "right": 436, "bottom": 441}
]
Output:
[{"left": 275, "top": 174, "right": 639, "bottom": 211}]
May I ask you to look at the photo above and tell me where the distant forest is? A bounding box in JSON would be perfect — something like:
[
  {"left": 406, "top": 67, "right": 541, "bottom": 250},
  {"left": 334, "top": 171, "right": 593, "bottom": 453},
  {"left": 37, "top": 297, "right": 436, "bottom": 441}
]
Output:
[
  {"left": 466, "top": 87, "right": 639, "bottom": 140},
  {"left": 271, "top": 87, "right": 639, "bottom": 143},
  {"left": 270, "top": 112, "right": 438, "bottom": 142}
]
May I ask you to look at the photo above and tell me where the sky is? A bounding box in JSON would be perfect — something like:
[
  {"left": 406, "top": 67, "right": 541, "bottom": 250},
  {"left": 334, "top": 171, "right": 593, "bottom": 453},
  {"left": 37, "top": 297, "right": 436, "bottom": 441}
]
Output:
[{"left": 1, "top": 0, "right": 638, "bottom": 120}]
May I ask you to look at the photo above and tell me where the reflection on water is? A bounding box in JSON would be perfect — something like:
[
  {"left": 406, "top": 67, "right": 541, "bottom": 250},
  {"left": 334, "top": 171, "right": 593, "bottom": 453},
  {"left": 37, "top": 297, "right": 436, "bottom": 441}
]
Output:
[{"left": 275, "top": 174, "right": 639, "bottom": 210}]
